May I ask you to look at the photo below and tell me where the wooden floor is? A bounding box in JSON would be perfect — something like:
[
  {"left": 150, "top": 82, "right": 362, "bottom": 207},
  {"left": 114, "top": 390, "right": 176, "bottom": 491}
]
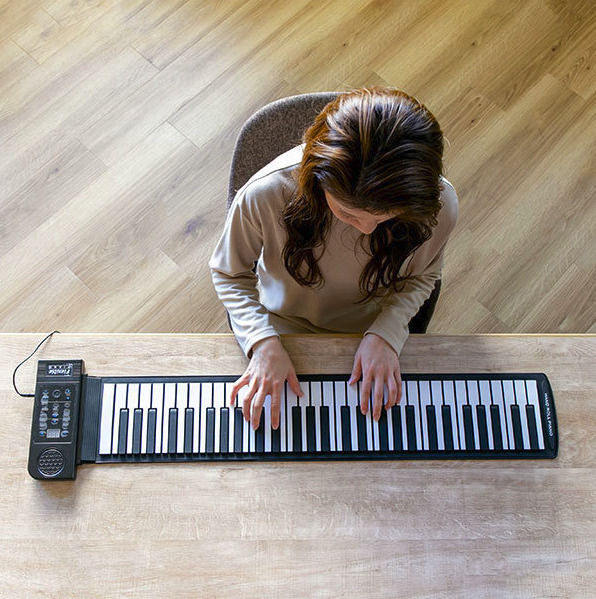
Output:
[{"left": 0, "top": 0, "right": 594, "bottom": 335}]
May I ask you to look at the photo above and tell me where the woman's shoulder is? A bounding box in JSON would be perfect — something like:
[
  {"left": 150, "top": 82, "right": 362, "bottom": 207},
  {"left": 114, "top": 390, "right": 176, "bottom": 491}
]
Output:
[
  {"left": 438, "top": 176, "right": 459, "bottom": 227},
  {"left": 235, "top": 145, "right": 303, "bottom": 206}
]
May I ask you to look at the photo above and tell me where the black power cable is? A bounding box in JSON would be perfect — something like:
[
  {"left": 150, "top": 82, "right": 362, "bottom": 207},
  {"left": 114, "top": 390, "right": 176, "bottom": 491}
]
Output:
[{"left": 13, "top": 331, "right": 61, "bottom": 397}]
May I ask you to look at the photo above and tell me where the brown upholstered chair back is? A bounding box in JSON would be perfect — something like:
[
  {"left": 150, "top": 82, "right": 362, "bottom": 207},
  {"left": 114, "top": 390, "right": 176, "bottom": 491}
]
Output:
[{"left": 227, "top": 92, "right": 339, "bottom": 208}]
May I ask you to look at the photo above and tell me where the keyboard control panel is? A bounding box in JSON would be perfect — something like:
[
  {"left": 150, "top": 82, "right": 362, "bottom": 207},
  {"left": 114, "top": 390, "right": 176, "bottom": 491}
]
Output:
[{"left": 28, "top": 360, "right": 84, "bottom": 479}]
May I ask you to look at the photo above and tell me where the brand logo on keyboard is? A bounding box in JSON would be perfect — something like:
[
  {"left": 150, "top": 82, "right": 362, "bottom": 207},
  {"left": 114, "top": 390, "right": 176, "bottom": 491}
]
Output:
[
  {"left": 543, "top": 392, "right": 554, "bottom": 437},
  {"left": 46, "top": 363, "right": 74, "bottom": 377}
]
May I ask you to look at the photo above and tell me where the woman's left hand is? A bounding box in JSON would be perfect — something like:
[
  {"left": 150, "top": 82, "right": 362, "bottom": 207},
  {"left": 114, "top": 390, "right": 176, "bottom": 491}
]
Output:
[{"left": 349, "top": 333, "right": 402, "bottom": 421}]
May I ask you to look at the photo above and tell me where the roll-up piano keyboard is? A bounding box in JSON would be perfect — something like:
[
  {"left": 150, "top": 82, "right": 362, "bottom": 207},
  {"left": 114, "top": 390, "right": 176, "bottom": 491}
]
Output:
[{"left": 28, "top": 360, "right": 558, "bottom": 479}]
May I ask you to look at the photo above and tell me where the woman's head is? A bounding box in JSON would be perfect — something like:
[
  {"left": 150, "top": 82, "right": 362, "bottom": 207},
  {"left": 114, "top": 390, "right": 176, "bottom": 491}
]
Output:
[
  {"left": 282, "top": 87, "right": 446, "bottom": 298},
  {"left": 299, "top": 87, "right": 444, "bottom": 229}
]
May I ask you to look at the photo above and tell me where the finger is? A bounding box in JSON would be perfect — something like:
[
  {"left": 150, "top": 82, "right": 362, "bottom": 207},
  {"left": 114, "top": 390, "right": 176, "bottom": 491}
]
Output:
[
  {"left": 372, "top": 378, "right": 385, "bottom": 421},
  {"left": 385, "top": 376, "right": 398, "bottom": 410},
  {"left": 360, "top": 374, "right": 372, "bottom": 415},
  {"left": 251, "top": 389, "right": 267, "bottom": 431},
  {"left": 242, "top": 379, "right": 258, "bottom": 422},
  {"left": 396, "top": 375, "right": 403, "bottom": 404},
  {"left": 349, "top": 354, "right": 362, "bottom": 385},
  {"left": 270, "top": 389, "right": 281, "bottom": 430},
  {"left": 230, "top": 374, "right": 249, "bottom": 407},
  {"left": 288, "top": 370, "right": 303, "bottom": 397}
]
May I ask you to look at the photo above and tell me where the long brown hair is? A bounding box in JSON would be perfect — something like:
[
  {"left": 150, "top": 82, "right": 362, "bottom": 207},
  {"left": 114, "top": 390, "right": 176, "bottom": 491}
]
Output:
[{"left": 281, "top": 87, "right": 445, "bottom": 301}]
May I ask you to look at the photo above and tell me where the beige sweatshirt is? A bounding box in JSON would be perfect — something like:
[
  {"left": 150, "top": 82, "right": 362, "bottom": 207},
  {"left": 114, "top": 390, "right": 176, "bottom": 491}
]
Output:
[{"left": 209, "top": 145, "right": 458, "bottom": 357}]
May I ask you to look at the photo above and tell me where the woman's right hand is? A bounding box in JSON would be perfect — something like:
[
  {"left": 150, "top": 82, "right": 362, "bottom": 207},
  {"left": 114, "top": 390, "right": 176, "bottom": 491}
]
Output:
[{"left": 229, "top": 336, "right": 303, "bottom": 430}]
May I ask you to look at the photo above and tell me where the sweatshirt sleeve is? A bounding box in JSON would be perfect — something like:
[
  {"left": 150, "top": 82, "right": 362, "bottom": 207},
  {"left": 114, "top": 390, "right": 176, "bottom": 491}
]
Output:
[
  {"left": 209, "top": 187, "right": 280, "bottom": 357},
  {"left": 365, "top": 180, "right": 459, "bottom": 355}
]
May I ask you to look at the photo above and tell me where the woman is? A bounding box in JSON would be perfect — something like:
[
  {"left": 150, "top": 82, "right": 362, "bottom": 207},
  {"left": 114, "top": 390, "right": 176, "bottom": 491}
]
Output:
[{"left": 209, "top": 87, "right": 458, "bottom": 431}]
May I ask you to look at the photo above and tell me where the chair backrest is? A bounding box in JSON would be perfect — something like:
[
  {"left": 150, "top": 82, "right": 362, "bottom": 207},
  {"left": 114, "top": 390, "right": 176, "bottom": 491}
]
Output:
[{"left": 227, "top": 92, "right": 340, "bottom": 208}]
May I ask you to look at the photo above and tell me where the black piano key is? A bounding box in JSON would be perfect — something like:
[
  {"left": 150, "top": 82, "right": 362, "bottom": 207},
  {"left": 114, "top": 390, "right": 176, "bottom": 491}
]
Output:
[
  {"left": 234, "top": 407, "right": 243, "bottom": 453},
  {"left": 168, "top": 408, "right": 177, "bottom": 454},
  {"left": 184, "top": 408, "right": 194, "bottom": 453},
  {"left": 526, "top": 405, "right": 539, "bottom": 450},
  {"left": 511, "top": 404, "right": 523, "bottom": 450},
  {"left": 476, "top": 405, "right": 489, "bottom": 450},
  {"left": 206, "top": 407, "right": 215, "bottom": 453},
  {"left": 271, "top": 422, "right": 281, "bottom": 453},
  {"left": 426, "top": 405, "right": 438, "bottom": 451},
  {"left": 147, "top": 408, "right": 157, "bottom": 454},
  {"left": 341, "top": 406, "right": 351, "bottom": 451},
  {"left": 490, "top": 404, "right": 503, "bottom": 450},
  {"left": 405, "top": 406, "right": 416, "bottom": 450},
  {"left": 132, "top": 408, "right": 142, "bottom": 454},
  {"left": 320, "top": 406, "right": 330, "bottom": 452},
  {"left": 378, "top": 408, "right": 389, "bottom": 451},
  {"left": 463, "top": 405, "right": 475, "bottom": 449},
  {"left": 306, "top": 406, "right": 316, "bottom": 452},
  {"left": 255, "top": 412, "right": 264, "bottom": 453},
  {"left": 441, "top": 405, "right": 453, "bottom": 451},
  {"left": 292, "top": 406, "right": 302, "bottom": 452},
  {"left": 118, "top": 409, "right": 128, "bottom": 455},
  {"left": 391, "top": 405, "right": 403, "bottom": 451},
  {"left": 220, "top": 408, "right": 229, "bottom": 453},
  {"left": 357, "top": 409, "right": 367, "bottom": 451}
]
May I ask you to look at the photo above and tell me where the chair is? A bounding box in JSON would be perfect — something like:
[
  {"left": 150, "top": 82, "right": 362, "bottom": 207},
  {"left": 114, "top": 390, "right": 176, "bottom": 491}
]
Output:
[{"left": 226, "top": 92, "right": 441, "bottom": 334}]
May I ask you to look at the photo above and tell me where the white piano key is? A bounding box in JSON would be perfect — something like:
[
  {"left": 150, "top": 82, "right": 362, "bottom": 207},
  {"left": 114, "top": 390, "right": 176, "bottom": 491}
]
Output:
[
  {"left": 248, "top": 416, "right": 256, "bottom": 453},
  {"left": 151, "top": 383, "right": 164, "bottom": 454},
  {"left": 225, "top": 383, "right": 235, "bottom": 454},
  {"left": 478, "top": 381, "right": 494, "bottom": 450},
  {"left": 407, "top": 380, "right": 422, "bottom": 451},
  {"left": 311, "top": 381, "right": 322, "bottom": 452},
  {"left": 139, "top": 383, "right": 152, "bottom": 454},
  {"left": 126, "top": 383, "right": 139, "bottom": 454},
  {"left": 189, "top": 383, "right": 201, "bottom": 453},
  {"left": 490, "top": 380, "right": 509, "bottom": 450},
  {"left": 99, "top": 383, "right": 115, "bottom": 455},
  {"left": 431, "top": 381, "right": 445, "bottom": 451},
  {"left": 526, "top": 379, "right": 545, "bottom": 449},
  {"left": 300, "top": 381, "right": 309, "bottom": 453},
  {"left": 502, "top": 381, "right": 517, "bottom": 449},
  {"left": 263, "top": 393, "right": 271, "bottom": 452},
  {"left": 514, "top": 380, "right": 531, "bottom": 450},
  {"left": 200, "top": 383, "right": 212, "bottom": 453},
  {"left": 177, "top": 383, "right": 188, "bottom": 454},
  {"left": 398, "top": 386, "right": 408, "bottom": 451},
  {"left": 112, "top": 384, "right": 128, "bottom": 454},
  {"left": 162, "top": 383, "right": 177, "bottom": 453},
  {"left": 279, "top": 384, "right": 287, "bottom": 453},
  {"left": 323, "top": 382, "right": 336, "bottom": 451},
  {"left": 333, "top": 382, "right": 343, "bottom": 451},
  {"left": 466, "top": 380, "right": 481, "bottom": 450},
  {"left": 213, "top": 383, "right": 225, "bottom": 453},
  {"left": 419, "top": 381, "right": 431, "bottom": 451},
  {"left": 285, "top": 384, "right": 295, "bottom": 452},
  {"left": 386, "top": 403, "right": 394, "bottom": 451},
  {"left": 347, "top": 382, "right": 359, "bottom": 452},
  {"left": 360, "top": 382, "right": 374, "bottom": 451},
  {"left": 442, "top": 381, "right": 459, "bottom": 450},
  {"left": 454, "top": 381, "right": 468, "bottom": 449}
]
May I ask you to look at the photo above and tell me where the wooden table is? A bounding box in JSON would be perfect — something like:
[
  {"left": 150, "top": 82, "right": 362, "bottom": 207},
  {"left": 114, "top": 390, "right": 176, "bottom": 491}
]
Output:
[{"left": 2, "top": 333, "right": 595, "bottom": 598}]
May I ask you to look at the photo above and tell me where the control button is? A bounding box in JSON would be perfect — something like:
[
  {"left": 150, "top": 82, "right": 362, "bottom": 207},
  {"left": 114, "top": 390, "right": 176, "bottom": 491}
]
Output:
[
  {"left": 60, "top": 430, "right": 69, "bottom": 438},
  {"left": 52, "top": 389, "right": 61, "bottom": 399},
  {"left": 63, "top": 409, "right": 70, "bottom": 418},
  {"left": 39, "top": 413, "right": 48, "bottom": 422},
  {"left": 65, "top": 388, "right": 71, "bottom": 397},
  {"left": 39, "top": 430, "right": 46, "bottom": 437},
  {"left": 65, "top": 402, "right": 71, "bottom": 408},
  {"left": 41, "top": 397, "right": 49, "bottom": 406}
]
